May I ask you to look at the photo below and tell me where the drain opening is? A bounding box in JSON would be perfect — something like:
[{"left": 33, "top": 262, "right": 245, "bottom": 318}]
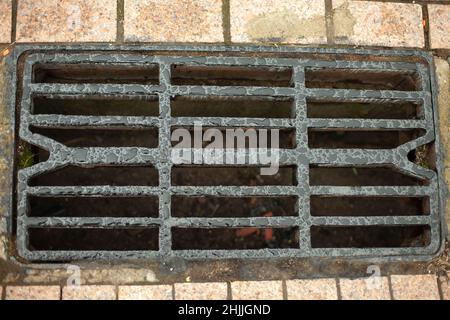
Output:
[
  {"left": 171, "top": 65, "right": 293, "bottom": 87},
  {"left": 305, "top": 68, "right": 421, "bottom": 91},
  {"left": 33, "top": 95, "right": 159, "bottom": 116},
  {"left": 28, "top": 228, "right": 159, "bottom": 251},
  {"left": 307, "top": 100, "right": 421, "bottom": 119},
  {"left": 33, "top": 63, "right": 160, "bottom": 84},
  {"left": 30, "top": 126, "right": 159, "bottom": 148},
  {"left": 18, "top": 141, "right": 49, "bottom": 169},
  {"left": 172, "top": 166, "right": 297, "bottom": 186},
  {"left": 29, "top": 166, "right": 159, "bottom": 186},
  {"left": 172, "top": 196, "right": 297, "bottom": 217},
  {"left": 310, "top": 166, "right": 427, "bottom": 186},
  {"left": 308, "top": 129, "right": 425, "bottom": 149},
  {"left": 172, "top": 227, "right": 299, "bottom": 250},
  {"left": 28, "top": 196, "right": 159, "bottom": 217},
  {"left": 171, "top": 127, "right": 295, "bottom": 149},
  {"left": 171, "top": 96, "right": 294, "bottom": 118},
  {"left": 311, "top": 226, "right": 430, "bottom": 248},
  {"left": 310, "top": 196, "right": 429, "bottom": 216}
]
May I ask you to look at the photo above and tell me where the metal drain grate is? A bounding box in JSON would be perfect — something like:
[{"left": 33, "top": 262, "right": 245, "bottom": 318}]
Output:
[{"left": 10, "top": 45, "right": 445, "bottom": 261}]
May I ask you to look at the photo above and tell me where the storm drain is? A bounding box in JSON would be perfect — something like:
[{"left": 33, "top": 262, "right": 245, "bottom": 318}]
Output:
[{"left": 11, "top": 45, "right": 444, "bottom": 261}]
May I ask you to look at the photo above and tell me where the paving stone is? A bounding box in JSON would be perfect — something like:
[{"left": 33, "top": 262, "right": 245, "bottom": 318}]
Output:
[
  {"left": 332, "top": 0, "right": 424, "bottom": 47},
  {"left": 174, "top": 282, "right": 228, "bottom": 300},
  {"left": 428, "top": 5, "right": 450, "bottom": 49},
  {"left": 391, "top": 275, "right": 440, "bottom": 300},
  {"left": 230, "top": 0, "right": 326, "bottom": 44},
  {"left": 124, "top": 0, "right": 223, "bottom": 42},
  {"left": 0, "top": 1, "right": 11, "bottom": 43},
  {"left": 118, "top": 285, "right": 173, "bottom": 300},
  {"left": 339, "top": 277, "right": 391, "bottom": 300},
  {"left": 286, "top": 279, "right": 338, "bottom": 300},
  {"left": 5, "top": 286, "right": 60, "bottom": 300},
  {"left": 439, "top": 275, "right": 450, "bottom": 300},
  {"left": 16, "top": 0, "right": 117, "bottom": 42},
  {"left": 62, "top": 285, "right": 116, "bottom": 300},
  {"left": 231, "top": 281, "right": 283, "bottom": 300}
]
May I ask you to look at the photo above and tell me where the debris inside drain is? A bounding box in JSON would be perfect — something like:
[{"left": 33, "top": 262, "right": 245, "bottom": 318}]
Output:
[{"left": 11, "top": 46, "right": 444, "bottom": 261}]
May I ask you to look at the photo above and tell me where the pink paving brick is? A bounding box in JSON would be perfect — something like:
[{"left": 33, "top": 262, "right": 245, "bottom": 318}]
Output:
[
  {"left": 439, "top": 275, "right": 450, "bottom": 300},
  {"left": 391, "top": 275, "right": 440, "bottom": 300},
  {"left": 118, "top": 285, "right": 173, "bottom": 300},
  {"left": 5, "top": 286, "right": 60, "bottom": 300},
  {"left": 175, "top": 282, "right": 228, "bottom": 300},
  {"left": 16, "top": 0, "right": 117, "bottom": 42},
  {"left": 428, "top": 5, "right": 450, "bottom": 49},
  {"left": 230, "top": 0, "right": 327, "bottom": 44},
  {"left": 231, "top": 281, "right": 283, "bottom": 300},
  {"left": 332, "top": 0, "right": 424, "bottom": 47},
  {"left": 0, "top": 0, "right": 11, "bottom": 43},
  {"left": 286, "top": 279, "right": 338, "bottom": 300},
  {"left": 62, "top": 285, "right": 116, "bottom": 300},
  {"left": 124, "top": 0, "right": 223, "bottom": 42},
  {"left": 339, "top": 277, "right": 391, "bottom": 300}
]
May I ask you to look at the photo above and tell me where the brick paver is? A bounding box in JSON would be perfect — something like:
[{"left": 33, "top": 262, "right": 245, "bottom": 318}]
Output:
[
  {"left": 0, "top": 0, "right": 11, "bottom": 43},
  {"left": 339, "top": 277, "right": 391, "bottom": 300},
  {"left": 16, "top": 0, "right": 117, "bottom": 42},
  {"left": 230, "top": 0, "right": 326, "bottom": 44},
  {"left": 439, "top": 275, "right": 450, "bottom": 300},
  {"left": 175, "top": 282, "right": 228, "bottom": 300},
  {"left": 231, "top": 281, "right": 283, "bottom": 300},
  {"left": 5, "top": 286, "right": 60, "bottom": 300},
  {"left": 286, "top": 279, "right": 338, "bottom": 300},
  {"left": 124, "top": 0, "right": 223, "bottom": 42},
  {"left": 62, "top": 285, "right": 116, "bottom": 300},
  {"left": 118, "top": 285, "right": 173, "bottom": 300},
  {"left": 332, "top": 0, "right": 424, "bottom": 47},
  {"left": 428, "top": 5, "right": 450, "bottom": 49},
  {"left": 391, "top": 275, "right": 440, "bottom": 300}
]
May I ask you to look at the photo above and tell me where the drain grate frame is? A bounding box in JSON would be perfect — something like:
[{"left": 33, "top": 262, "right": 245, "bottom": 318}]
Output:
[{"left": 5, "top": 44, "right": 445, "bottom": 262}]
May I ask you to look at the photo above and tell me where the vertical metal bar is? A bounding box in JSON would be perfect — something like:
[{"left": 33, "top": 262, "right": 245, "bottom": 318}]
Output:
[
  {"left": 293, "top": 66, "right": 311, "bottom": 253},
  {"left": 158, "top": 62, "right": 172, "bottom": 255}
]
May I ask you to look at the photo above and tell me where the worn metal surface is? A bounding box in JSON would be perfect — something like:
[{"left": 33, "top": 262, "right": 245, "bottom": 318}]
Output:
[{"left": 6, "top": 45, "right": 446, "bottom": 262}]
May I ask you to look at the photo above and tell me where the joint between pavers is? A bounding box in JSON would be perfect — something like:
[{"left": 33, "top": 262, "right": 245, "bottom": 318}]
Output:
[
  {"left": 324, "top": 0, "right": 335, "bottom": 45},
  {"left": 282, "top": 280, "right": 288, "bottom": 300},
  {"left": 222, "top": 0, "right": 231, "bottom": 44},
  {"left": 422, "top": 4, "right": 431, "bottom": 50},
  {"left": 387, "top": 276, "right": 395, "bottom": 300},
  {"left": 11, "top": 0, "right": 17, "bottom": 43},
  {"left": 117, "top": 0, "right": 125, "bottom": 43},
  {"left": 335, "top": 278, "right": 342, "bottom": 300}
]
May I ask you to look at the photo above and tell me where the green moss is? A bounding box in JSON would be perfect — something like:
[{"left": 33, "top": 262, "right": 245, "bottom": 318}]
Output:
[{"left": 18, "top": 144, "right": 34, "bottom": 169}]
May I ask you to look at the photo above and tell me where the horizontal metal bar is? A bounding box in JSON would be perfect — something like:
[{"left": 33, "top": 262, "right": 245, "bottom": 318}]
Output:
[
  {"left": 171, "top": 117, "right": 295, "bottom": 128},
  {"left": 23, "top": 217, "right": 300, "bottom": 228},
  {"left": 23, "top": 217, "right": 162, "bottom": 227},
  {"left": 171, "top": 186, "right": 300, "bottom": 196},
  {"left": 29, "top": 83, "right": 164, "bottom": 95},
  {"left": 311, "top": 216, "right": 431, "bottom": 226},
  {"left": 310, "top": 186, "right": 431, "bottom": 196},
  {"left": 29, "top": 115, "right": 161, "bottom": 127},
  {"left": 308, "top": 119, "right": 427, "bottom": 129},
  {"left": 305, "top": 88, "right": 425, "bottom": 100},
  {"left": 27, "top": 186, "right": 162, "bottom": 196},
  {"left": 170, "top": 86, "right": 296, "bottom": 97}
]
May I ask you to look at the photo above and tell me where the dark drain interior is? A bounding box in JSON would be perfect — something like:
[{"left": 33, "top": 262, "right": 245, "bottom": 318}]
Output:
[{"left": 13, "top": 48, "right": 442, "bottom": 261}]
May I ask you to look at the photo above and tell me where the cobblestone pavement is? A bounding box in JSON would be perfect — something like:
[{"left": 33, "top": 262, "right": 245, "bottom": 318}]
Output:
[{"left": 1, "top": 274, "right": 449, "bottom": 300}]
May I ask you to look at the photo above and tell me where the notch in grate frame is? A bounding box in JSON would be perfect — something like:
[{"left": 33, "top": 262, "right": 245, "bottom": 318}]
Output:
[{"left": 12, "top": 46, "right": 444, "bottom": 261}]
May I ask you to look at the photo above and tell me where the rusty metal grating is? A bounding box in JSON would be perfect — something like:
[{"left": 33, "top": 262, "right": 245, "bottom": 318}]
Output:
[{"left": 9, "top": 45, "right": 445, "bottom": 262}]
